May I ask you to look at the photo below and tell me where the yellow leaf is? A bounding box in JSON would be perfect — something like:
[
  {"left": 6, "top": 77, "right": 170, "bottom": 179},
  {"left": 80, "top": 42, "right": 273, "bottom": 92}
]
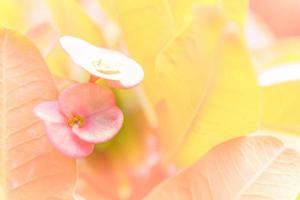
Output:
[
  {"left": 46, "top": 0, "right": 105, "bottom": 79},
  {"left": 255, "top": 39, "right": 300, "bottom": 133},
  {"left": 100, "top": 0, "right": 174, "bottom": 59},
  {"left": 167, "top": 0, "right": 247, "bottom": 31},
  {"left": 263, "top": 82, "right": 300, "bottom": 132},
  {"left": 0, "top": 28, "right": 76, "bottom": 199},
  {"left": 167, "top": 0, "right": 217, "bottom": 30},
  {"left": 221, "top": 0, "right": 249, "bottom": 29},
  {"left": 174, "top": 26, "right": 260, "bottom": 166},
  {"left": 253, "top": 38, "right": 300, "bottom": 71},
  {"left": 99, "top": 0, "right": 175, "bottom": 93},
  {"left": 47, "top": 0, "right": 104, "bottom": 44},
  {"left": 97, "top": 0, "right": 119, "bottom": 22},
  {"left": 152, "top": 7, "right": 223, "bottom": 161},
  {"left": 151, "top": 7, "right": 260, "bottom": 167},
  {"left": 0, "top": 0, "right": 25, "bottom": 31}
]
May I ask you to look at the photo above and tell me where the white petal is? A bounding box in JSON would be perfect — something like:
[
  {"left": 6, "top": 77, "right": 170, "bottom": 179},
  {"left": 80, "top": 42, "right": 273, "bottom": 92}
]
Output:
[
  {"left": 259, "top": 63, "right": 300, "bottom": 86},
  {"left": 59, "top": 36, "right": 144, "bottom": 88}
]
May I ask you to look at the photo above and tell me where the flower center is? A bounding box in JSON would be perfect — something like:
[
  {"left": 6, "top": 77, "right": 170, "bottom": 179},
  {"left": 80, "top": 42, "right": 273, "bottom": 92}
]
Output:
[
  {"left": 92, "top": 59, "right": 120, "bottom": 75},
  {"left": 67, "top": 115, "right": 85, "bottom": 128}
]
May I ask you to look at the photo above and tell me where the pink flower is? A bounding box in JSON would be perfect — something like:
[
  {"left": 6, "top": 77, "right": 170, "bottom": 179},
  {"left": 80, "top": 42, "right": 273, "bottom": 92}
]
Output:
[{"left": 34, "top": 83, "right": 124, "bottom": 158}]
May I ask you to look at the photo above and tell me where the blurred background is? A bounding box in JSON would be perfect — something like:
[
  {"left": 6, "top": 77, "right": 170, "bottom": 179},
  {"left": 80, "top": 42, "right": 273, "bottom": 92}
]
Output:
[
  {"left": 251, "top": 0, "right": 300, "bottom": 37},
  {"left": 1, "top": 0, "right": 300, "bottom": 199}
]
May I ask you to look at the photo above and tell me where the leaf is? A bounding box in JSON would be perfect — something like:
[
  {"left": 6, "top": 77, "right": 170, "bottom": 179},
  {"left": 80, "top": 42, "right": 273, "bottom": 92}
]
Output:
[
  {"left": 99, "top": 0, "right": 175, "bottom": 92},
  {"left": 47, "top": 0, "right": 105, "bottom": 45},
  {"left": 151, "top": 7, "right": 260, "bottom": 167},
  {"left": 144, "top": 136, "right": 300, "bottom": 200},
  {"left": 167, "top": 0, "right": 217, "bottom": 30},
  {"left": 0, "top": 0, "right": 52, "bottom": 33},
  {"left": 253, "top": 38, "right": 300, "bottom": 71},
  {"left": 46, "top": 0, "right": 105, "bottom": 80},
  {"left": 167, "top": 0, "right": 247, "bottom": 31},
  {"left": 26, "top": 22, "right": 59, "bottom": 57},
  {"left": 0, "top": 28, "right": 76, "bottom": 199},
  {"left": 263, "top": 81, "right": 300, "bottom": 132},
  {"left": 99, "top": 2, "right": 260, "bottom": 167},
  {"left": 220, "top": 0, "right": 249, "bottom": 29},
  {"left": 0, "top": 0, "right": 25, "bottom": 31},
  {"left": 252, "top": 130, "right": 300, "bottom": 153},
  {"left": 254, "top": 39, "right": 300, "bottom": 133},
  {"left": 79, "top": 0, "right": 122, "bottom": 48}
]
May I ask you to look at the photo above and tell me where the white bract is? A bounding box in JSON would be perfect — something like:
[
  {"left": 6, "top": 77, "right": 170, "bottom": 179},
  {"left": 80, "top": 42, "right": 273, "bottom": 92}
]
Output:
[
  {"left": 259, "top": 62, "right": 300, "bottom": 86},
  {"left": 60, "top": 36, "right": 144, "bottom": 88}
]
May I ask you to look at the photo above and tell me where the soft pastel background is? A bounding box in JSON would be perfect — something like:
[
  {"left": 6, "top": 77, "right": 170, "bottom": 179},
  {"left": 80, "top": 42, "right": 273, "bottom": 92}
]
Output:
[{"left": 0, "top": 0, "right": 300, "bottom": 199}]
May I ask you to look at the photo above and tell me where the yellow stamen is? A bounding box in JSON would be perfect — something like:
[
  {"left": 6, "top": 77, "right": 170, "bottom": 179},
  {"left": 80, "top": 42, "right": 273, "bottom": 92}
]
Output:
[
  {"left": 92, "top": 59, "right": 120, "bottom": 74},
  {"left": 91, "top": 59, "right": 102, "bottom": 67},
  {"left": 67, "top": 115, "right": 85, "bottom": 128}
]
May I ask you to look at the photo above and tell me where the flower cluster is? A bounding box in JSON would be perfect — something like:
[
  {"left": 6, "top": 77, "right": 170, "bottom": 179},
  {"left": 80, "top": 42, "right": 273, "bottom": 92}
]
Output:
[{"left": 34, "top": 37, "right": 144, "bottom": 157}]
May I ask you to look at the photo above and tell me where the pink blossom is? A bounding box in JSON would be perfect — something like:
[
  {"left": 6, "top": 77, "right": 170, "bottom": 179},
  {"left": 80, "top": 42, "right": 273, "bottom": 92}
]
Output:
[{"left": 34, "top": 83, "right": 124, "bottom": 158}]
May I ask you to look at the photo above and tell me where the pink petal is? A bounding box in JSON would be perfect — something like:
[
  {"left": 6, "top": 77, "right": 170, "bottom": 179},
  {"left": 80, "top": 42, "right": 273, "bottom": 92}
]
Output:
[
  {"left": 44, "top": 122, "right": 94, "bottom": 158},
  {"left": 58, "top": 83, "right": 116, "bottom": 117},
  {"left": 34, "top": 101, "right": 66, "bottom": 123},
  {"left": 72, "top": 107, "right": 123, "bottom": 143}
]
